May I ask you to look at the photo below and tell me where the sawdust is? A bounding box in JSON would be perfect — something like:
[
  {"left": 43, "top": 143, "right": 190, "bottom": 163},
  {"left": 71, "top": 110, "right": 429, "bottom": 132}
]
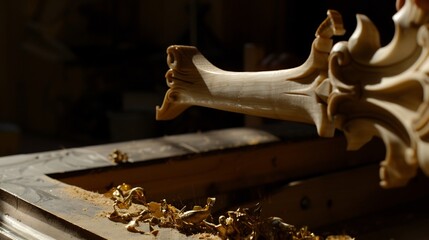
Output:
[
  {"left": 62, "top": 185, "right": 150, "bottom": 222},
  {"left": 62, "top": 185, "right": 112, "bottom": 206}
]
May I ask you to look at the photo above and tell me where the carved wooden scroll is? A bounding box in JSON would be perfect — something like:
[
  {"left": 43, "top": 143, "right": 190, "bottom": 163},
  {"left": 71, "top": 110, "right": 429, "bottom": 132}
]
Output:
[{"left": 157, "top": 0, "right": 429, "bottom": 188}]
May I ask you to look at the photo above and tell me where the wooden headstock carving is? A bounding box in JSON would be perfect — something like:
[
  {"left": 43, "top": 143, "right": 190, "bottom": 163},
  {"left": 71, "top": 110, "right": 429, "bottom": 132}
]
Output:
[{"left": 157, "top": 0, "right": 429, "bottom": 188}]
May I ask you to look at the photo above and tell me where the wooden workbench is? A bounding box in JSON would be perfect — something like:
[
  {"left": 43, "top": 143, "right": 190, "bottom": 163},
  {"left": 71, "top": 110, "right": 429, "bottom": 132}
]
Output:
[{"left": 0, "top": 127, "right": 428, "bottom": 239}]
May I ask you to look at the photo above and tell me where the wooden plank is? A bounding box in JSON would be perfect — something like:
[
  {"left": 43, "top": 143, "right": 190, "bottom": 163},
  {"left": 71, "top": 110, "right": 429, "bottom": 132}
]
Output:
[
  {"left": 0, "top": 127, "right": 400, "bottom": 239},
  {"left": 0, "top": 128, "right": 280, "bottom": 239},
  {"left": 53, "top": 136, "right": 384, "bottom": 207}
]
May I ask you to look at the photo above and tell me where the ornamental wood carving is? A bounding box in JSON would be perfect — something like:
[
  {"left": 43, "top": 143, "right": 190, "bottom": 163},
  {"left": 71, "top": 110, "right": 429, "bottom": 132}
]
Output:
[{"left": 157, "top": 0, "right": 429, "bottom": 188}]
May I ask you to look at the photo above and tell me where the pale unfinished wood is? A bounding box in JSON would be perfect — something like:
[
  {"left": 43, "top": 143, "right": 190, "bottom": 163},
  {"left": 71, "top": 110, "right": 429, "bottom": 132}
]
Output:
[
  {"left": 157, "top": 10, "right": 345, "bottom": 138},
  {"left": 157, "top": 1, "right": 429, "bottom": 188}
]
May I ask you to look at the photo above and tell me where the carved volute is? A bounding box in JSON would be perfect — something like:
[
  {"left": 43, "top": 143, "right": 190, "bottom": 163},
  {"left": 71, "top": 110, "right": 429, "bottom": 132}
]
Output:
[{"left": 157, "top": 0, "right": 429, "bottom": 188}]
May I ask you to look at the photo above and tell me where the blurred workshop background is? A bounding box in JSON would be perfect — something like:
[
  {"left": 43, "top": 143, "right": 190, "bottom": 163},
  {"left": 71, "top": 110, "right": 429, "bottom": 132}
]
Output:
[{"left": 0, "top": 0, "right": 396, "bottom": 155}]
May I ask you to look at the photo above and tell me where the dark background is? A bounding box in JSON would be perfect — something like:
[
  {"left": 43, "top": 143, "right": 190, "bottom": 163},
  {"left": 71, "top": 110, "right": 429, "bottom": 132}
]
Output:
[{"left": 0, "top": 0, "right": 397, "bottom": 154}]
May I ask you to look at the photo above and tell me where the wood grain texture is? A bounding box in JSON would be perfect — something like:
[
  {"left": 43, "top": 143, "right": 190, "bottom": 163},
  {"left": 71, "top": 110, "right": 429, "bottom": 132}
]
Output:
[
  {"left": 157, "top": 1, "right": 429, "bottom": 188},
  {"left": 0, "top": 128, "right": 276, "bottom": 239}
]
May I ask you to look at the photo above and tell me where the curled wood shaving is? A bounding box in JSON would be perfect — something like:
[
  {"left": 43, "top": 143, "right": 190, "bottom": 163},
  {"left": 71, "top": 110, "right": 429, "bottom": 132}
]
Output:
[{"left": 104, "top": 184, "right": 354, "bottom": 239}]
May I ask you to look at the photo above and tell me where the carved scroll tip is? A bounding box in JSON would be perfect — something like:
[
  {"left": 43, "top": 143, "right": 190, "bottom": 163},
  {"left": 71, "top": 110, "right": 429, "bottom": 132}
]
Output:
[
  {"left": 166, "top": 45, "right": 184, "bottom": 70},
  {"left": 155, "top": 103, "right": 190, "bottom": 121},
  {"left": 394, "top": 0, "right": 429, "bottom": 26},
  {"left": 155, "top": 105, "right": 163, "bottom": 120},
  {"left": 155, "top": 90, "right": 190, "bottom": 120},
  {"left": 347, "top": 14, "right": 381, "bottom": 62},
  {"left": 155, "top": 102, "right": 169, "bottom": 120},
  {"left": 167, "top": 45, "right": 194, "bottom": 56},
  {"left": 166, "top": 45, "right": 200, "bottom": 71},
  {"left": 316, "top": 9, "right": 345, "bottom": 39},
  {"left": 166, "top": 45, "right": 199, "bottom": 57},
  {"left": 327, "top": 10, "right": 346, "bottom": 36}
]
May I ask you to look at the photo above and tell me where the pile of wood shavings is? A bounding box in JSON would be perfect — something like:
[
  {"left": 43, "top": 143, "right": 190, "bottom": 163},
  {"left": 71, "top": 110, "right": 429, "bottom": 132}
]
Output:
[{"left": 103, "top": 183, "right": 354, "bottom": 240}]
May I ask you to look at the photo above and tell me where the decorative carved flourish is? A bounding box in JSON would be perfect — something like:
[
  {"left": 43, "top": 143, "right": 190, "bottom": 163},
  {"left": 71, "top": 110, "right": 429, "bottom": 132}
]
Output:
[
  {"left": 156, "top": 10, "right": 345, "bottom": 138},
  {"left": 157, "top": 0, "right": 429, "bottom": 188},
  {"left": 328, "top": 0, "right": 429, "bottom": 187}
]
